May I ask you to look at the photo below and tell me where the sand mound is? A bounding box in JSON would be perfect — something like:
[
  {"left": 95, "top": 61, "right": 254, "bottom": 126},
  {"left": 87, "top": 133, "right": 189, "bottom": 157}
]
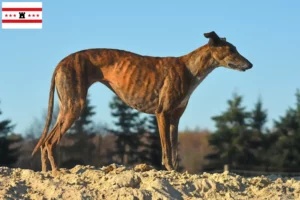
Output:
[{"left": 1, "top": 164, "right": 300, "bottom": 200}]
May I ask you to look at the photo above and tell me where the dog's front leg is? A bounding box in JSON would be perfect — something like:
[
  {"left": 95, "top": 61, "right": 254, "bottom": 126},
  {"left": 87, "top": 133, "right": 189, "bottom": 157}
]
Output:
[
  {"left": 156, "top": 112, "right": 173, "bottom": 170},
  {"left": 170, "top": 120, "right": 179, "bottom": 170},
  {"left": 170, "top": 105, "right": 187, "bottom": 170}
]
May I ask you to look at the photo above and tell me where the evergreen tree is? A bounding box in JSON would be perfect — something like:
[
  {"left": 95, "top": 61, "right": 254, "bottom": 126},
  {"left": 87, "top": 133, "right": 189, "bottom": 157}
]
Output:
[
  {"left": 205, "top": 93, "right": 258, "bottom": 170},
  {"left": 148, "top": 115, "right": 159, "bottom": 135},
  {"left": 130, "top": 115, "right": 149, "bottom": 164},
  {"left": 270, "top": 89, "right": 300, "bottom": 170},
  {"left": 274, "top": 90, "right": 300, "bottom": 136},
  {"left": 0, "top": 101, "right": 19, "bottom": 167},
  {"left": 250, "top": 98, "right": 267, "bottom": 132},
  {"left": 109, "top": 95, "right": 146, "bottom": 165},
  {"left": 296, "top": 89, "right": 300, "bottom": 126},
  {"left": 249, "top": 98, "right": 271, "bottom": 169}
]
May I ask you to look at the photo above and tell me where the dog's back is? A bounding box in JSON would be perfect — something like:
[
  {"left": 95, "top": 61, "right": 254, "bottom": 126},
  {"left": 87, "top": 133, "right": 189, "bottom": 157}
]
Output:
[{"left": 55, "top": 48, "right": 191, "bottom": 113}]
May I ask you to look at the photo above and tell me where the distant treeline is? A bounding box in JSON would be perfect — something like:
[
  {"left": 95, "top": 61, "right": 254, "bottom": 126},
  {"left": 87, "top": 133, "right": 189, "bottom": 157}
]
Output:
[
  {"left": 1, "top": 89, "right": 300, "bottom": 173},
  {"left": 205, "top": 90, "right": 300, "bottom": 172}
]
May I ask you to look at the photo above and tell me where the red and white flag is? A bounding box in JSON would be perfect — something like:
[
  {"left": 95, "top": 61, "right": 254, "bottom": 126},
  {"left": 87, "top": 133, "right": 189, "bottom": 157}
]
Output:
[{"left": 2, "top": 2, "right": 42, "bottom": 29}]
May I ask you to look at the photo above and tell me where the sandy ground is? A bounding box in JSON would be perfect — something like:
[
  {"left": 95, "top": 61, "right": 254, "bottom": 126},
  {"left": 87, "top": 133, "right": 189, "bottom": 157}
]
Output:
[{"left": 1, "top": 164, "right": 300, "bottom": 200}]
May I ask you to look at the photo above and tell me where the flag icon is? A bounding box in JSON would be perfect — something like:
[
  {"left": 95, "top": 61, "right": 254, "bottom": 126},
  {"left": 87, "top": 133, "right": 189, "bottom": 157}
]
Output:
[{"left": 2, "top": 2, "right": 42, "bottom": 29}]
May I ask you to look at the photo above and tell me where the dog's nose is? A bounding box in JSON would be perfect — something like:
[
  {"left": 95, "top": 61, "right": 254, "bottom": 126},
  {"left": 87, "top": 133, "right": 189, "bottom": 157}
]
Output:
[{"left": 248, "top": 62, "right": 253, "bottom": 69}]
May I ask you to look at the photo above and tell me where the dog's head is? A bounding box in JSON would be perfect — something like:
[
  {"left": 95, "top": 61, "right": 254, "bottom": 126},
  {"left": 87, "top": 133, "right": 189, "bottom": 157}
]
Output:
[{"left": 204, "top": 31, "right": 252, "bottom": 71}]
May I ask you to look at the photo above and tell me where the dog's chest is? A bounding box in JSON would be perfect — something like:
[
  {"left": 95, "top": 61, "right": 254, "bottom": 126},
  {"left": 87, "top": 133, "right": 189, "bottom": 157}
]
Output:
[{"left": 177, "top": 74, "right": 207, "bottom": 108}]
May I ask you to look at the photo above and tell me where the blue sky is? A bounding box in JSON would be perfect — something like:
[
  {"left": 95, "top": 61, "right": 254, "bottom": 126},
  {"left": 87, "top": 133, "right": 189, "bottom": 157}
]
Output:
[{"left": 0, "top": 0, "right": 300, "bottom": 134}]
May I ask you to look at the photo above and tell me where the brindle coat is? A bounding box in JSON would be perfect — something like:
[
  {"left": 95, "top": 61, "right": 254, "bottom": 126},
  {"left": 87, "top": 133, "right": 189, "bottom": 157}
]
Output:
[{"left": 32, "top": 31, "right": 253, "bottom": 175}]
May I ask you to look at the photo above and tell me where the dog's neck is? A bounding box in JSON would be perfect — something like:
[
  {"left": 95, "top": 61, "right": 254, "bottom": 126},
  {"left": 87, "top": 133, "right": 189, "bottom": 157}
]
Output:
[{"left": 181, "top": 44, "right": 219, "bottom": 79}]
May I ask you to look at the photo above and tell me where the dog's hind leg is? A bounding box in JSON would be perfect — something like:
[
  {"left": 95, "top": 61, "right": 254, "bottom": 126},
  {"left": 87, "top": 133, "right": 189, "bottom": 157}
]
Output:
[
  {"left": 40, "top": 116, "right": 60, "bottom": 173},
  {"left": 42, "top": 121, "right": 61, "bottom": 175},
  {"left": 40, "top": 145, "right": 48, "bottom": 172},
  {"left": 43, "top": 100, "right": 86, "bottom": 175},
  {"left": 47, "top": 102, "right": 87, "bottom": 175},
  {"left": 43, "top": 63, "right": 88, "bottom": 176}
]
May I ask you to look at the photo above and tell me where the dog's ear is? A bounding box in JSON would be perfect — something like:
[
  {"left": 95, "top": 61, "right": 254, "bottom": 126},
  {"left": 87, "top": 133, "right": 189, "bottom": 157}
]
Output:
[{"left": 204, "top": 31, "right": 221, "bottom": 46}]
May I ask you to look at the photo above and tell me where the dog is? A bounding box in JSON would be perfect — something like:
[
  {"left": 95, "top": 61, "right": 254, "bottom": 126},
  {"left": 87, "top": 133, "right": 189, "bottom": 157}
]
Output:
[{"left": 32, "top": 31, "right": 253, "bottom": 175}]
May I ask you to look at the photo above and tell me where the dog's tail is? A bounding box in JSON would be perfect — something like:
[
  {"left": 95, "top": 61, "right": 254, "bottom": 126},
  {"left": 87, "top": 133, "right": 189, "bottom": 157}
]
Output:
[{"left": 31, "top": 72, "right": 56, "bottom": 157}]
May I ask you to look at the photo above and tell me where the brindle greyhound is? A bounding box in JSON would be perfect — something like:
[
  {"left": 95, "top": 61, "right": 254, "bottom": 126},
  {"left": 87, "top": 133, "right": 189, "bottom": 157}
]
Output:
[{"left": 32, "top": 31, "right": 252, "bottom": 175}]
